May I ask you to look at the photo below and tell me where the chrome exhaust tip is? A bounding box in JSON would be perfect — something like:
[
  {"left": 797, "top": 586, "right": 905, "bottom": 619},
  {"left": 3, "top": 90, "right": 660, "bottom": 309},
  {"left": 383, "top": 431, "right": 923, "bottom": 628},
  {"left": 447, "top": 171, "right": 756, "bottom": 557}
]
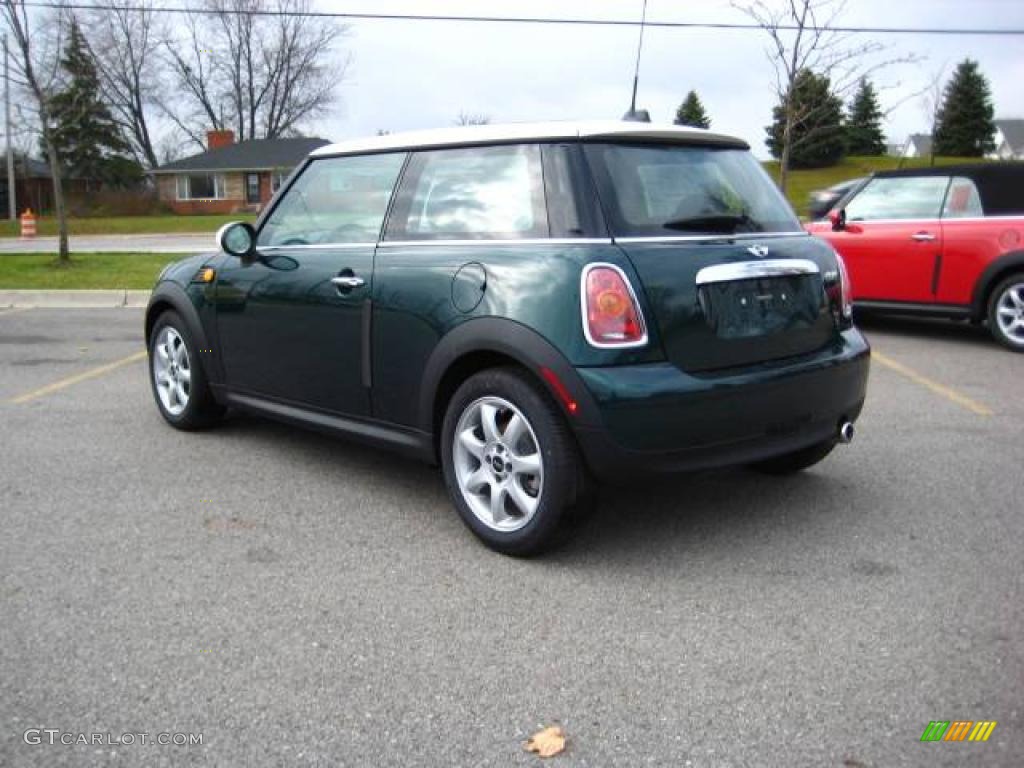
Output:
[{"left": 838, "top": 420, "right": 855, "bottom": 444}]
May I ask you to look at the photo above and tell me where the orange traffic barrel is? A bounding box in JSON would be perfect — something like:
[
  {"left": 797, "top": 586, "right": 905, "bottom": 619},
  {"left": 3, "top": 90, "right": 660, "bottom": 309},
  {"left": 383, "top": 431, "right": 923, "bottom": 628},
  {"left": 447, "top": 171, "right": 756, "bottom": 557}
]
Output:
[{"left": 20, "top": 209, "right": 37, "bottom": 239}]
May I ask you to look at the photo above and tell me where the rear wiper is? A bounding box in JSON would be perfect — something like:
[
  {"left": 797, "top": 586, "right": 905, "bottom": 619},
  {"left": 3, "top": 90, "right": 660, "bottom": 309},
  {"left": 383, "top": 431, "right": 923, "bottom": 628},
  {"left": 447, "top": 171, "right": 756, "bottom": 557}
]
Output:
[{"left": 661, "top": 213, "right": 760, "bottom": 234}]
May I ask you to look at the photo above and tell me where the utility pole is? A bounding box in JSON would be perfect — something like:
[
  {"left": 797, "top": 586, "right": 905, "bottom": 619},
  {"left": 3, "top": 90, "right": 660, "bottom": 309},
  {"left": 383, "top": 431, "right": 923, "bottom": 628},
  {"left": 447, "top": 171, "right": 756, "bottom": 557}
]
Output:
[{"left": 4, "top": 33, "right": 14, "bottom": 220}]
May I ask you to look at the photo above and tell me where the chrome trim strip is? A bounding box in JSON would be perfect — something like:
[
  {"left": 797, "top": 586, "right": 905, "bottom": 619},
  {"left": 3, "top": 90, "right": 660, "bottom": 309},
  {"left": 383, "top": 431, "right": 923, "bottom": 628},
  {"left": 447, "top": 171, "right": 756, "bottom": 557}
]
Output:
[
  {"left": 837, "top": 215, "right": 1024, "bottom": 225},
  {"left": 579, "top": 262, "right": 649, "bottom": 350},
  {"left": 256, "top": 242, "right": 377, "bottom": 251},
  {"left": 615, "top": 231, "right": 809, "bottom": 244},
  {"left": 695, "top": 259, "right": 820, "bottom": 286},
  {"left": 378, "top": 237, "right": 613, "bottom": 247},
  {"left": 941, "top": 215, "right": 1024, "bottom": 223}
]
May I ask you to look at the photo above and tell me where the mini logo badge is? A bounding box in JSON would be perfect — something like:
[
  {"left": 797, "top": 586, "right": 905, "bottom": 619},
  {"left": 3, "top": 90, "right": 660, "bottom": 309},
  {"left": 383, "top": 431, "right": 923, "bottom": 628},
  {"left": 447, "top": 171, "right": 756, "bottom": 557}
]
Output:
[{"left": 747, "top": 245, "right": 769, "bottom": 258}]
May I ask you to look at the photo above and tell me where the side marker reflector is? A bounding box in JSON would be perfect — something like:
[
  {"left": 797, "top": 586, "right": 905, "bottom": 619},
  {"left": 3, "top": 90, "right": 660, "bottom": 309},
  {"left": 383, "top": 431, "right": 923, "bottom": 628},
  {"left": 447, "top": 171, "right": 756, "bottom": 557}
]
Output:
[
  {"left": 194, "top": 267, "right": 216, "bottom": 284},
  {"left": 540, "top": 366, "right": 578, "bottom": 416}
]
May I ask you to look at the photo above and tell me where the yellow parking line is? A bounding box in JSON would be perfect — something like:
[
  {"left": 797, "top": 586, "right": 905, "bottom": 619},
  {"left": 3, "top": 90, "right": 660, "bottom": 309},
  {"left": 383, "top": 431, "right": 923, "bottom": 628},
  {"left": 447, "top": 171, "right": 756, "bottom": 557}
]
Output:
[
  {"left": 9, "top": 350, "right": 148, "bottom": 404},
  {"left": 872, "top": 350, "right": 993, "bottom": 417}
]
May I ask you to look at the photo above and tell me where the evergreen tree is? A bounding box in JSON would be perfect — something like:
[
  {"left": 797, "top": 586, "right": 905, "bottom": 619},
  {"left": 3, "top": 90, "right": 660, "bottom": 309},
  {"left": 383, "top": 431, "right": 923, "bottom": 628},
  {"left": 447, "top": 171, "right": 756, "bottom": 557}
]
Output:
[
  {"left": 845, "top": 79, "right": 886, "bottom": 155},
  {"left": 674, "top": 90, "right": 711, "bottom": 129},
  {"left": 765, "top": 69, "right": 845, "bottom": 169},
  {"left": 46, "top": 19, "right": 137, "bottom": 186},
  {"left": 933, "top": 59, "right": 996, "bottom": 157}
]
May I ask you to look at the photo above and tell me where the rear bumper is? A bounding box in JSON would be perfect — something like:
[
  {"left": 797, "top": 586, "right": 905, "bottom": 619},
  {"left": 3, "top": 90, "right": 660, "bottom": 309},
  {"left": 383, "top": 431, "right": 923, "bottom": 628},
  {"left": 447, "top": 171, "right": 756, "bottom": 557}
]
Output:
[{"left": 571, "top": 328, "right": 870, "bottom": 477}]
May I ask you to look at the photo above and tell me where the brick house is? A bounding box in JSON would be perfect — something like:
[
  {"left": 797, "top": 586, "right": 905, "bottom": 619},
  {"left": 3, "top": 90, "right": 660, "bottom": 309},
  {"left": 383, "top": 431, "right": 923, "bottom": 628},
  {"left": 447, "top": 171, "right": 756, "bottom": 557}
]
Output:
[
  {"left": 0, "top": 154, "right": 90, "bottom": 215},
  {"left": 151, "top": 130, "right": 329, "bottom": 214}
]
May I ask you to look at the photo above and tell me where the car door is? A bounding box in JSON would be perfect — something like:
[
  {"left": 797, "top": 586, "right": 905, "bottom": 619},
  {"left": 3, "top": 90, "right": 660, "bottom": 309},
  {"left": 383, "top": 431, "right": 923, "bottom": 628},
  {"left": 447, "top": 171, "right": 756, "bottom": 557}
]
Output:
[
  {"left": 935, "top": 175, "right": 989, "bottom": 305},
  {"left": 371, "top": 143, "right": 554, "bottom": 427},
  {"left": 830, "top": 174, "right": 949, "bottom": 303},
  {"left": 214, "top": 152, "right": 406, "bottom": 415}
]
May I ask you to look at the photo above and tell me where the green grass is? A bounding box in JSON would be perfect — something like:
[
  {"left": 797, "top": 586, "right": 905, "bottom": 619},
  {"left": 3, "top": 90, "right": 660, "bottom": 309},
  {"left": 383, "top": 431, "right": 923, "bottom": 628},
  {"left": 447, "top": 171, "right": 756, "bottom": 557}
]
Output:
[
  {"left": 0, "top": 252, "right": 174, "bottom": 290},
  {"left": 765, "top": 155, "right": 986, "bottom": 216},
  {"left": 0, "top": 213, "right": 256, "bottom": 238}
]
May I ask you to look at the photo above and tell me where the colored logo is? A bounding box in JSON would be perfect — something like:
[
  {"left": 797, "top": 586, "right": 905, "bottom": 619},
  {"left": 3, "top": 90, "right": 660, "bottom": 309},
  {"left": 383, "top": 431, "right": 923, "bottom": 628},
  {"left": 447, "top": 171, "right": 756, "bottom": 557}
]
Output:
[{"left": 920, "top": 721, "right": 997, "bottom": 742}]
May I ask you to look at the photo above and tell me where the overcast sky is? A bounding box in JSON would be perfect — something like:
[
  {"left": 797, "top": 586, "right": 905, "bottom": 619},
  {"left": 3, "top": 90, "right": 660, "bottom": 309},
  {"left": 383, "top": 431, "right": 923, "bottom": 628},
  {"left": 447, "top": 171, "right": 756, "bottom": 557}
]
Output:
[{"left": 305, "top": 0, "right": 1024, "bottom": 157}]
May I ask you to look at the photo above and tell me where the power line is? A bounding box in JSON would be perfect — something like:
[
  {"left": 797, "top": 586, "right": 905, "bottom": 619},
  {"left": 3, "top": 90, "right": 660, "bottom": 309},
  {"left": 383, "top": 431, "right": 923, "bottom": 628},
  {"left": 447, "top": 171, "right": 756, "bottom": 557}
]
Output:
[{"left": 16, "top": 1, "right": 1024, "bottom": 37}]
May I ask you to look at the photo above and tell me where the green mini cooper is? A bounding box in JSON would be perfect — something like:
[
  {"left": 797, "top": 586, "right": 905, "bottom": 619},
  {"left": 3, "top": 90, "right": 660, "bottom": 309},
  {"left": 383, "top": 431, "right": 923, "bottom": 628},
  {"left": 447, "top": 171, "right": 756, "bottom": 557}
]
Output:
[{"left": 146, "top": 121, "right": 870, "bottom": 555}]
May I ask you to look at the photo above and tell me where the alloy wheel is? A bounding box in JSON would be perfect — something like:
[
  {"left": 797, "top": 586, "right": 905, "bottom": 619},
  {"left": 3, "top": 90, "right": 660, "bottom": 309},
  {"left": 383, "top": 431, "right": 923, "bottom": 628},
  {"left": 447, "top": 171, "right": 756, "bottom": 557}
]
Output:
[
  {"left": 152, "top": 326, "right": 191, "bottom": 416},
  {"left": 452, "top": 396, "right": 544, "bottom": 532},
  {"left": 995, "top": 281, "right": 1024, "bottom": 347}
]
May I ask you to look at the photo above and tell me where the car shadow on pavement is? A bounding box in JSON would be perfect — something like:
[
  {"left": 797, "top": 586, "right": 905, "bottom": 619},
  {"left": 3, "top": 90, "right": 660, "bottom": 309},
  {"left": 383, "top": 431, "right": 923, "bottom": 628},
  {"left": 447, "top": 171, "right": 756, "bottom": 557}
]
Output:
[
  {"left": 854, "top": 312, "right": 993, "bottom": 348},
  {"left": 210, "top": 410, "right": 860, "bottom": 565},
  {"left": 558, "top": 466, "right": 852, "bottom": 566}
]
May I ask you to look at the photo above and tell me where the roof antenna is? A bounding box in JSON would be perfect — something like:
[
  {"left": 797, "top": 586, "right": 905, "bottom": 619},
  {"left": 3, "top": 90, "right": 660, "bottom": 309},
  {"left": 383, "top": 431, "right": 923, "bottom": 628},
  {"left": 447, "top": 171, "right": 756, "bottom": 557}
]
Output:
[{"left": 623, "top": 0, "right": 651, "bottom": 122}]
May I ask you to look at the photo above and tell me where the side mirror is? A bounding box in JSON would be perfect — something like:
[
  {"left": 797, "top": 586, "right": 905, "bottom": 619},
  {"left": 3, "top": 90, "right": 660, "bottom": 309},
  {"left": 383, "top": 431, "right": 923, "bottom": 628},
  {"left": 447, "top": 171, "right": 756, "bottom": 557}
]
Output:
[
  {"left": 216, "top": 221, "right": 257, "bottom": 257},
  {"left": 829, "top": 208, "right": 847, "bottom": 232}
]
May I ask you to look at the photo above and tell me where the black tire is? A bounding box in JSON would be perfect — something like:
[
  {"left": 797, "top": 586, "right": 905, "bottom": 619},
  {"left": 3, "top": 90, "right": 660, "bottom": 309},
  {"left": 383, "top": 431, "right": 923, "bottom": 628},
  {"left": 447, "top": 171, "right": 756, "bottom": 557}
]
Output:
[
  {"left": 147, "top": 310, "right": 224, "bottom": 430},
  {"left": 987, "top": 274, "right": 1024, "bottom": 352},
  {"left": 440, "top": 367, "right": 592, "bottom": 556},
  {"left": 750, "top": 439, "right": 837, "bottom": 475}
]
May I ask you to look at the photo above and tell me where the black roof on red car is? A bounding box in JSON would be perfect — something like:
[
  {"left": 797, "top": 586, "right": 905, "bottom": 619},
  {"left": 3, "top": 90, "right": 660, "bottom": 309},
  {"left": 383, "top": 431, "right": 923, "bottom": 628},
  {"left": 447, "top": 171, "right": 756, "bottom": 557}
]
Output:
[
  {"left": 873, "top": 162, "right": 1024, "bottom": 179},
  {"left": 873, "top": 162, "right": 1024, "bottom": 216}
]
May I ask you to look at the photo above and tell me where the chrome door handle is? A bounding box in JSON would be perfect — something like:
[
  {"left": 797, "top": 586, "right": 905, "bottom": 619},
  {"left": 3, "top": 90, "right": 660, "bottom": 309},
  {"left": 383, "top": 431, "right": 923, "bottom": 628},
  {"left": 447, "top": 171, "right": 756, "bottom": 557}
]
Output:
[
  {"left": 331, "top": 275, "right": 365, "bottom": 289},
  {"left": 911, "top": 232, "right": 936, "bottom": 242}
]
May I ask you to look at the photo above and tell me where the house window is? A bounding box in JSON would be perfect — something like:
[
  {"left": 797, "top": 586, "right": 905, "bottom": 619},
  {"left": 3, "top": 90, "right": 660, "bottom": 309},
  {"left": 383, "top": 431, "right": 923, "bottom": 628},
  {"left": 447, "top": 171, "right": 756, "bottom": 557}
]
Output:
[
  {"left": 245, "top": 173, "right": 260, "bottom": 204},
  {"left": 271, "top": 171, "right": 286, "bottom": 192},
  {"left": 175, "top": 173, "right": 226, "bottom": 200}
]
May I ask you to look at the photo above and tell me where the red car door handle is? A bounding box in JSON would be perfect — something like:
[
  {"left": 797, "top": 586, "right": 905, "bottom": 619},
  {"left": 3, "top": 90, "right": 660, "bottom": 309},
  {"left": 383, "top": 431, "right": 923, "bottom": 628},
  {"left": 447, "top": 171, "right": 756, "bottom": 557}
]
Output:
[{"left": 911, "top": 232, "right": 937, "bottom": 242}]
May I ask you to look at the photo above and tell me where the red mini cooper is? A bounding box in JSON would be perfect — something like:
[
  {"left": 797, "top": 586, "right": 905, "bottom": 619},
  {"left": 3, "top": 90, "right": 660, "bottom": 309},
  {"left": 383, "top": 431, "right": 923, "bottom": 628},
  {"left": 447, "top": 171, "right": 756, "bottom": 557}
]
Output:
[{"left": 807, "top": 163, "right": 1024, "bottom": 350}]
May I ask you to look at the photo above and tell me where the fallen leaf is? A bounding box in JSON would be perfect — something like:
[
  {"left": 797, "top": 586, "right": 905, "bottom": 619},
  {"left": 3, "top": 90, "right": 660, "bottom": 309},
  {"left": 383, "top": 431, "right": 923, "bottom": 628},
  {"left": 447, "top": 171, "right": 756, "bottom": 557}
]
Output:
[{"left": 524, "top": 725, "right": 565, "bottom": 758}]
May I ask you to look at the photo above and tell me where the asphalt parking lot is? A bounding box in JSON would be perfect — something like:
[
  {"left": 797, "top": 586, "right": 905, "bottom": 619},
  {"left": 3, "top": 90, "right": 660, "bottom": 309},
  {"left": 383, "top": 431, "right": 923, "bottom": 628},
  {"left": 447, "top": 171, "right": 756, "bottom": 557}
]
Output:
[{"left": 1, "top": 308, "right": 1020, "bottom": 767}]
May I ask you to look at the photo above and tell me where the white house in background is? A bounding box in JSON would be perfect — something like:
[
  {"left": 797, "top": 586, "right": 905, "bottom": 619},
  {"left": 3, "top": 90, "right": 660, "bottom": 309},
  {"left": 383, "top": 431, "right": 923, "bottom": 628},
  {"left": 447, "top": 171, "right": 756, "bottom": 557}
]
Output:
[
  {"left": 901, "top": 133, "right": 932, "bottom": 158},
  {"left": 991, "top": 119, "right": 1024, "bottom": 159}
]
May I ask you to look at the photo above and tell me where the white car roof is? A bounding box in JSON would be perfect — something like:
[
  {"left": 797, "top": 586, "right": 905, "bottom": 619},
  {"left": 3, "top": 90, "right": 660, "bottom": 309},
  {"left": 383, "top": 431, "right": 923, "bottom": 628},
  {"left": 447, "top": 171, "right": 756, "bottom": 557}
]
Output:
[{"left": 310, "top": 120, "right": 748, "bottom": 158}]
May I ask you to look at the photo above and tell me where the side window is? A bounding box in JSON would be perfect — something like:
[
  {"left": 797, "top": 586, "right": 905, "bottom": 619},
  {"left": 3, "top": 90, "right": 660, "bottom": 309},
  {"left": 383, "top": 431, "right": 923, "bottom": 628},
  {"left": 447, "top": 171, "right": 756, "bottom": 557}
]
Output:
[
  {"left": 942, "top": 176, "right": 984, "bottom": 218},
  {"left": 542, "top": 144, "right": 583, "bottom": 238},
  {"left": 258, "top": 153, "right": 406, "bottom": 247},
  {"left": 386, "top": 144, "right": 547, "bottom": 240},
  {"left": 845, "top": 176, "right": 950, "bottom": 221}
]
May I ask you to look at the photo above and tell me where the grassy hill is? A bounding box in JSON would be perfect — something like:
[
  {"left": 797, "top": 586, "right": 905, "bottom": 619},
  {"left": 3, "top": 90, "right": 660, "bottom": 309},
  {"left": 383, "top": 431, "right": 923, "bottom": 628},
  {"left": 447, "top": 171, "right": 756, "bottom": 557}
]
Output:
[{"left": 765, "top": 155, "right": 985, "bottom": 217}]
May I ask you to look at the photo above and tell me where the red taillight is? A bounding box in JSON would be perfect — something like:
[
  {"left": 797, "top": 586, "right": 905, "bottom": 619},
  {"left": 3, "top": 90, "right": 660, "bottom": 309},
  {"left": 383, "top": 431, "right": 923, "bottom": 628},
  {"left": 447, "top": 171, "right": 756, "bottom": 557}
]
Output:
[{"left": 582, "top": 265, "right": 646, "bottom": 347}]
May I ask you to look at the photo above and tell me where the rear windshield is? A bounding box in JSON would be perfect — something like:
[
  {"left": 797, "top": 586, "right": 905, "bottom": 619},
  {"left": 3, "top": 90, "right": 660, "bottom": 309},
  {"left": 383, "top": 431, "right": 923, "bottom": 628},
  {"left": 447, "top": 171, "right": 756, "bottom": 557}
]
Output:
[{"left": 584, "top": 143, "right": 800, "bottom": 237}]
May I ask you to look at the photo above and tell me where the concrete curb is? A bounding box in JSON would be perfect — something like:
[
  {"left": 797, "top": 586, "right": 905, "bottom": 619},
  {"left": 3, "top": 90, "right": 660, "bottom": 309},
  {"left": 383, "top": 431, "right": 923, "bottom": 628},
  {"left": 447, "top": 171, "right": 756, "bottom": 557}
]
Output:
[{"left": 0, "top": 289, "right": 151, "bottom": 308}]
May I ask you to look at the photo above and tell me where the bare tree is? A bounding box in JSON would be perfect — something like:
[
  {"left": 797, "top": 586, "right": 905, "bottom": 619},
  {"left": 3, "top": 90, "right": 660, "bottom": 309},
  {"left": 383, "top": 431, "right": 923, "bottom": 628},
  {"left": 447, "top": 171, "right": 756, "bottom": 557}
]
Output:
[
  {"left": 455, "top": 111, "right": 490, "bottom": 126},
  {"left": 164, "top": 0, "right": 348, "bottom": 148},
  {"left": 1, "top": 0, "right": 70, "bottom": 262},
  {"left": 918, "top": 64, "right": 948, "bottom": 167},
  {"left": 734, "top": 0, "right": 915, "bottom": 193},
  {"left": 84, "top": 0, "right": 165, "bottom": 169}
]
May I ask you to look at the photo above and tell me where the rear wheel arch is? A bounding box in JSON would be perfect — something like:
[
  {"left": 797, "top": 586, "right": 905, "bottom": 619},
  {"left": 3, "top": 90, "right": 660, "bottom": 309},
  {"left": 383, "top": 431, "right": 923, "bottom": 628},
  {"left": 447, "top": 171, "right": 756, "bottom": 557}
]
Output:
[
  {"left": 971, "top": 250, "right": 1024, "bottom": 320},
  {"left": 419, "top": 319, "right": 601, "bottom": 458},
  {"left": 432, "top": 350, "right": 522, "bottom": 448}
]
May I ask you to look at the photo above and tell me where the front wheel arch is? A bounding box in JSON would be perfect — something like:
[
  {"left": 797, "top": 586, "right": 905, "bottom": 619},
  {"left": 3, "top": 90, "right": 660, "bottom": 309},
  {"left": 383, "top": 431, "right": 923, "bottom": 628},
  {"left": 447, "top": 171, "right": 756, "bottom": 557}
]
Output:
[{"left": 145, "top": 283, "right": 222, "bottom": 388}]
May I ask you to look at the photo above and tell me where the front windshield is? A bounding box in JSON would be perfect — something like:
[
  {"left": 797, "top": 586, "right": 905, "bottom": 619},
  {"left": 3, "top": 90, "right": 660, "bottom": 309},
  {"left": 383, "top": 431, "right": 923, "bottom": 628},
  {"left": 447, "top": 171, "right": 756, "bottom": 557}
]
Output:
[{"left": 584, "top": 143, "right": 800, "bottom": 237}]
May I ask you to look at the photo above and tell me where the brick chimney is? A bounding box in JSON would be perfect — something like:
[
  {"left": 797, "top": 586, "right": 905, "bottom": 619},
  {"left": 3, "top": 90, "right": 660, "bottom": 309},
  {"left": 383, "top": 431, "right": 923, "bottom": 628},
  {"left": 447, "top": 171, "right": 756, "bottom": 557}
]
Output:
[{"left": 206, "top": 130, "right": 235, "bottom": 150}]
